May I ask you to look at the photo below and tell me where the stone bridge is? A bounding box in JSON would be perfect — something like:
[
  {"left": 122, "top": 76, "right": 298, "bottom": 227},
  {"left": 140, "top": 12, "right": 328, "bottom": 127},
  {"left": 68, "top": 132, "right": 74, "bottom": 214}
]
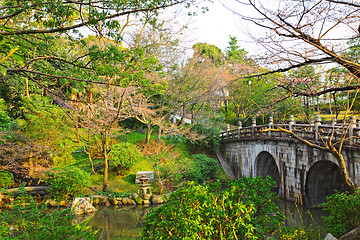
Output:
[{"left": 218, "top": 115, "right": 360, "bottom": 207}]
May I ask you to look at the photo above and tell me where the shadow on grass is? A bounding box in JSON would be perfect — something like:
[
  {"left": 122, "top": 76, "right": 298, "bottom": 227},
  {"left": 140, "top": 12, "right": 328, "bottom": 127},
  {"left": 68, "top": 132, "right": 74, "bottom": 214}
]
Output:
[{"left": 123, "top": 174, "right": 136, "bottom": 184}]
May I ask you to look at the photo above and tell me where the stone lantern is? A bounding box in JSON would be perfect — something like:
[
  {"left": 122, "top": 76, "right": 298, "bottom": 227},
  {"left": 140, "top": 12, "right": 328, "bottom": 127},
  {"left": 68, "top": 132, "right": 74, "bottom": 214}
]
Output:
[{"left": 137, "top": 175, "right": 152, "bottom": 204}]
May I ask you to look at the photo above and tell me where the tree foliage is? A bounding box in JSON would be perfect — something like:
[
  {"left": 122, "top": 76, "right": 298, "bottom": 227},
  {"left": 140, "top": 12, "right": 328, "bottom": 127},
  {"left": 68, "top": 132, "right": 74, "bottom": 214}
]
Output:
[
  {"left": 142, "top": 177, "right": 284, "bottom": 239},
  {"left": 225, "top": 36, "right": 248, "bottom": 64},
  {"left": 322, "top": 190, "right": 360, "bottom": 238},
  {"left": 185, "top": 154, "right": 219, "bottom": 184},
  {"left": 46, "top": 166, "right": 92, "bottom": 201},
  {"left": 109, "top": 142, "right": 143, "bottom": 174},
  {"left": 0, "top": 0, "right": 208, "bottom": 191},
  {"left": 193, "top": 42, "right": 224, "bottom": 65}
]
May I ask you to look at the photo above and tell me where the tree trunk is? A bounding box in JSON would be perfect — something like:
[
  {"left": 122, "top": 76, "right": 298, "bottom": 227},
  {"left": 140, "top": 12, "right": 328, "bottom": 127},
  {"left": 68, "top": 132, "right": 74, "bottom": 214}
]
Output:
[
  {"left": 154, "top": 162, "right": 164, "bottom": 195},
  {"left": 329, "top": 144, "right": 358, "bottom": 193},
  {"left": 180, "top": 104, "right": 186, "bottom": 125},
  {"left": 75, "top": 113, "right": 80, "bottom": 143},
  {"left": 235, "top": 104, "right": 240, "bottom": 119},
  {"left": 317, "top": 98, "right": 320, "bottom": 112},
  {"left": 25, "top": 77, "right": 30, "bottom": 98},
  {"left": 224, "top": 98, "right": 228, "bottom": 113},
  {"left": 157, "top": 126, "right": 161, "bottom": 140},
  {"left": 102, "top": 132, "right": 109, "bottom": 192},
  {"left": 145, "top": 124, "right": 153, "bottom": 144},
  {"left": 189, "top": 104, "right": 194, "bottom": 122},
  {"left": 87, "top": 89, "right": 93, "bottom": 142},
  {"left": 75, "top": 94, "right": 80, "bottom": 144}
]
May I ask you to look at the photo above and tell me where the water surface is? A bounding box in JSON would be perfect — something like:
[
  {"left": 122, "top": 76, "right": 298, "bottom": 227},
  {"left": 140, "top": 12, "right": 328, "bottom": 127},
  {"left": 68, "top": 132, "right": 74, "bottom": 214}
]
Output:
[
  {"left": 91, "top": 205, "right": 155, "bottom": 240},
  {"left": 87, "top": 201, "right": 327, "bottom": 239}
]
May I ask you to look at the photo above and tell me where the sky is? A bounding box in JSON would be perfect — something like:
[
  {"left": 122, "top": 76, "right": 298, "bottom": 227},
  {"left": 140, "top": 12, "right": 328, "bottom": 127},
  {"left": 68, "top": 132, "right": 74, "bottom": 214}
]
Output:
[{"left": 189, "top": 0, "right": 261, "bottom": 54}]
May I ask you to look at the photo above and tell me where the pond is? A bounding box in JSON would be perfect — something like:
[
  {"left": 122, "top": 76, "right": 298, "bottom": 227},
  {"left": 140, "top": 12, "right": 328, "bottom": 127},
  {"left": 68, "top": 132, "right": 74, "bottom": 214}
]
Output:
[
  {"left": 84, "top": 200, "right": 327, "bottom": 240},
  {"left": 88, "top": 205, "right": 157, "bottom": 240},
  {"left": 278, "top": 199, "right": 327, "bottom": 229}
]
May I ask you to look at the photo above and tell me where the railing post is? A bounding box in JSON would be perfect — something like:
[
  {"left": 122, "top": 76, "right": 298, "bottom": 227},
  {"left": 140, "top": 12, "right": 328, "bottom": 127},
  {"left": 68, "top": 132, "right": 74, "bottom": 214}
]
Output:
[
  {"left": 289, "top": 115, "right": 294, "bottom": 131},
  {"left": 315, "top": 115, "right": 321, "bottom": 141},
  {"left": 349, "top": 116, "right": 356, "bottom": 145},
  {"left": 309, "top": 119, "right": 315, "bottom": 132},
  {"left": 310, "top": 119, "right": 314, "bottom": 131},
  {"left": 252, "top": 117, "right": 256, "bottom": 137},
  {"left": 227, "top": 124, "right": 230, "bottom": 140},
  {"left": 331, "top": 117, "right": 337, "bottom": 143},
  {"left": 238, "top": 121, "right": 242, "bottom": 139},
  {"left": 269, "top": 115, "right": 273, "bottom": 137},
  {"left": 332, "top": 117, "right": 337, "bottom": 127}
]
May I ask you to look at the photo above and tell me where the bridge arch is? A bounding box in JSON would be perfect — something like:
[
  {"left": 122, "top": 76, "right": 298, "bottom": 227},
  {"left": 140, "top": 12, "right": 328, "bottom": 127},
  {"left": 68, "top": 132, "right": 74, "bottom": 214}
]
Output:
[
  {"left": 306, "top": 160, "right": 350, "bottom": 207},
  {"left": 255, "top": 151, "right": 281, "bottom": 191}
]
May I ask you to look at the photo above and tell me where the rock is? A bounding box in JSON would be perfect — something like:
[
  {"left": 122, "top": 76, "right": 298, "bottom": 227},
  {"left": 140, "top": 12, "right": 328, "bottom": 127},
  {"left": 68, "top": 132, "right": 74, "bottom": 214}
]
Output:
[
  {"left": 133, "top": 195, "right": 143, "bottom": 205},
  {"left": 109, "top": 197, "right": 123, "bottom": 205},
  {"left": 324, "top": 233, "right": 337, "bottom": 240},
  {"left": 90, "top": 195, "right": 107, "bottom": 205},
  {"left": 151, "top": 195, "right": 164, "bottom": 204},
  {"left": 121, "top": 197, "right": 137, "bottom": 205},
  {"left": 122, "top": 197, "right": 130, "bottom": 205},
  {"left": 69, "top": 197, "right": 97, "bottom": 215},
  {"left": 338, "top": 226, "right": 360, "bottom": 240},
  {"left": 135, "top": 171, "right": 154, "bottom": 184},
  {"left": 128, "top": 198, "right": 137, "bottom": 205}
]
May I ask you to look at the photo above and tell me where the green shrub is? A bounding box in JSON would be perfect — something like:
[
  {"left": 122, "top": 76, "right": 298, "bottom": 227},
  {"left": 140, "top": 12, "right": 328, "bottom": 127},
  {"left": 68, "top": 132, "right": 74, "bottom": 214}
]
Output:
[
  {"left": 0, "top": 112, "right": 13, "bottom": 130},
  {"left": 227, "top": 176, "right": 285, "bottom": 236},
  {"left": 185, "top": 154, "right": 219, "bottom": 184},
  {"left": 0, "top": 170, "right": 13, "bottom": 189},
  {"left": 109, "top": 142, "right": 143, "bottom": 174},
  {"left": 0, "top": 190, "right": 97, "bottom": 239},
  {"left": 321, "top": 190, "right": 360, "bottom": 238},
  {"left": 0, "top": 99, "right": 14, "bottom": 130},
  {"left": 190, "top": 123, "right": 221, "bottom": 150},
  {"left": 273, "top": 225, "right": 323, "bottom": 240},
  {"left": 110, "top": 191, "right": 132, "bottom": 198},
  {"left": 142, "top": 177, "right": 284, "bottom": 239},
  {"left": 163, "top": 134, "right": 184, "bottom": 145},
  {"left": 46, "top": 166, "right": 91, "bottom": 201}
]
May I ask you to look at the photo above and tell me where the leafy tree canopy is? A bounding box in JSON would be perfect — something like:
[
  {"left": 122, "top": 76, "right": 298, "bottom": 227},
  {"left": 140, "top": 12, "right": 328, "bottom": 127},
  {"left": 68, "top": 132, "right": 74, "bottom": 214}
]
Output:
[
  {"left": 192, "top": 42, "right": 223, "bottom": 65},
  {"left": 225, "top": 36, "right": 248, "bottom": 64}
]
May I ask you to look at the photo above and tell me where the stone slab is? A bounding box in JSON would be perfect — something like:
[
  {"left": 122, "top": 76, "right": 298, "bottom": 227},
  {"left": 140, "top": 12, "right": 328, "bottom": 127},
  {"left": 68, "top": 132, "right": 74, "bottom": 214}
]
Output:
[{"left": 135, "top": 171, "right": 154, "bottom": 184}]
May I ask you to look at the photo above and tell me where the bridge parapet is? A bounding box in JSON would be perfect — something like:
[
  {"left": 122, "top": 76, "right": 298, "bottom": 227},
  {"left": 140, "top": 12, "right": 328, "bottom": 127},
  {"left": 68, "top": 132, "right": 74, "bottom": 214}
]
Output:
[{"left": 220, "top": 115, "right": 360, "bottom": 149}]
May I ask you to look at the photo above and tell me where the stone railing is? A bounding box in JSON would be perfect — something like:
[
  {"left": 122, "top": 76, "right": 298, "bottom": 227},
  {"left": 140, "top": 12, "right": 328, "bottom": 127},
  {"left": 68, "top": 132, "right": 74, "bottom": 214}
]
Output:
[{"left": 220, "top": 115, "right": 360, "bottom": 148}]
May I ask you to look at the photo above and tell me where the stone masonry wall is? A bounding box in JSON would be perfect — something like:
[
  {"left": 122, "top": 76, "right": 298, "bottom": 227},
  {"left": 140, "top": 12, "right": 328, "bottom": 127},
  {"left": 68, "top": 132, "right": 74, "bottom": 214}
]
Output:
[{"left": 221, "top": 139, "right": 360, "bottom": 207}]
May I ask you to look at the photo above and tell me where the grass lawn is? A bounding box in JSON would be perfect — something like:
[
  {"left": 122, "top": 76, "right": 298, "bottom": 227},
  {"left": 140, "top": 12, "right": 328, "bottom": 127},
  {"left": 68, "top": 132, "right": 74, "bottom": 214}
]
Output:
[{"left": 316, "top": 111, "right": 359, "bottom": 122}]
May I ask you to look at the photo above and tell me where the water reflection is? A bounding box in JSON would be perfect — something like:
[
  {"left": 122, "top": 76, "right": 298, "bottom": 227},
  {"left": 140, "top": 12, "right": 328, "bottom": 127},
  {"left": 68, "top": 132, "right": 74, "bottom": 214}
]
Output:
[
  {"left": 84, "top": 201, "right": 327, "bottom": 239},
  {"left": 89, "top": 205, "right": 155, "bottom": 240},
  {"left": 278, "top": 199, "right": 328, "bottom": 229}
]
